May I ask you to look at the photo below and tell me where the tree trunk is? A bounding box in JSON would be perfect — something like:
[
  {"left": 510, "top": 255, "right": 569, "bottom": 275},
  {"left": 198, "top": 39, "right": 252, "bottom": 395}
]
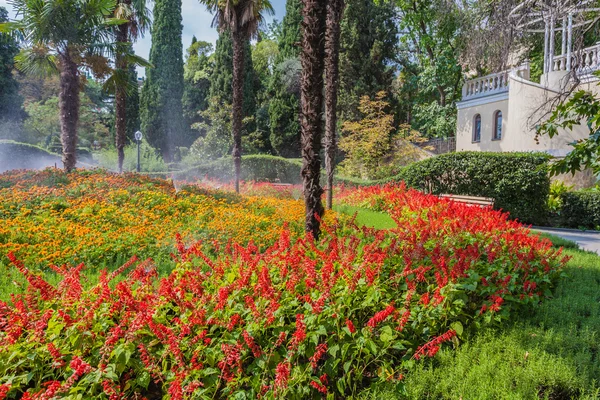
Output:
[
  {"left": 115, "top": 22, "right": 128, "bottom": 173},
  {"left": 300, "top": 0, "right": 327, "bottom": 238},
  {"left": 231, "top": 30, "right": 245, "bottom": 193},
  {"left": 324, "top": 0, "right": 344, "bottom": 210},
  {"left": 58, "top": 50, "right": 80, "bottom": 172}
]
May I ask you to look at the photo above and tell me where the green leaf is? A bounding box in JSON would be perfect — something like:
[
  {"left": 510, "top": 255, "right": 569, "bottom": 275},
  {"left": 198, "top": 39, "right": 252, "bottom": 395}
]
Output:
[{"left": 451, "top": 321, "right": 464, "bottom": 337}]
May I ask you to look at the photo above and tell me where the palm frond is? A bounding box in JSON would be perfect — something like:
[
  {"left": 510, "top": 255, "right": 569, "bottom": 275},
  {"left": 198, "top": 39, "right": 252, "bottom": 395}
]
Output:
[{"left": 14, "top": 47, "right": 58, "bottom": 77}]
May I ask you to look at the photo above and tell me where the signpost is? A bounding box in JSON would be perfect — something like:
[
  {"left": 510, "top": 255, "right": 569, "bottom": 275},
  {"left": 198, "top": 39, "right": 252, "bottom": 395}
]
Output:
[{"left": 135, "top": 131, "right": 142, "bottom": 172}]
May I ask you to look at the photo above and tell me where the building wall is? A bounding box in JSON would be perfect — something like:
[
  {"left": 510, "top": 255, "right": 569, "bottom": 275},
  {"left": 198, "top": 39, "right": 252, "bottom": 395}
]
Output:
[{"left": 456, "top": 96, "right": 508, "bottom": 152}]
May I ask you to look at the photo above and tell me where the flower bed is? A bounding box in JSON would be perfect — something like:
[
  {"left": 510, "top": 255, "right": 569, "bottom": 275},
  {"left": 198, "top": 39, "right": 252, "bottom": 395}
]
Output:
[
  {"left": 0, "top": 183, "right": 568, "bottom": 399},
  {"left": 0, "top": 169, "right": 307, "bottom": 269}
]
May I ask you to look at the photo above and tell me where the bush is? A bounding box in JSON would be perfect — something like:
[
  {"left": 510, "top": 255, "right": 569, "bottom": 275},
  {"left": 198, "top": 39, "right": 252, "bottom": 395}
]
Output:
[
  {"left": 94, "top": 140, "right": 167, "bottom": 173},
  {"left": 0, "top": 140, "right": 62, "bottom": 172},
  {"left": 177, "top": 155, "right": 372, "bottom": 186},
  {"left": 0, "top": 185, "right": 567, "bottom": 399},
  {"left": 559, "top": 190, "right": 600, "bottom": 229},
  {"left": 389, "top": 151, "right": 551, "bottom": 225}
]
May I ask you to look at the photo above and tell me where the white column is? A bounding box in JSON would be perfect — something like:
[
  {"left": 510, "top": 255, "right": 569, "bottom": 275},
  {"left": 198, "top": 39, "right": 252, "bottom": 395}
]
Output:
[
  {"left": 561, "top": 17, "right": 566, "bottom": 56},
  {"left": 549, "top": 15, "right": 555, "bottom": 71},
  {"left": 566, "top": 13, "right": 573, "bottom": 71},
  {"left": 544, "top": 19, "right": 550, "bottom": 73}
]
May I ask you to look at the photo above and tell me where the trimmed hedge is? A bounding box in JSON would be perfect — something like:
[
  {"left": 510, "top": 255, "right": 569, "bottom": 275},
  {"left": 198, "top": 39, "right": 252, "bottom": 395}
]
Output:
[
  {"left": 0, "top": 140, "right": 62, "bottom": 172},
  {"left": 559, "top": 191, "right": 600, "bottom": 229},
  {"left": 389, "top": 151, "right": 551, "bottom": 225},
  {"left": 159, "top": 154, "right": 372, "bottom": 186}
]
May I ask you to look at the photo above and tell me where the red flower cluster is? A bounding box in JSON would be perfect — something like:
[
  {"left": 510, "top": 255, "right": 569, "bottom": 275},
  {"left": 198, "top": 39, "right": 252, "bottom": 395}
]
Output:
[{"left": 414, "top": 329, "right": 457, "bottom": 360}]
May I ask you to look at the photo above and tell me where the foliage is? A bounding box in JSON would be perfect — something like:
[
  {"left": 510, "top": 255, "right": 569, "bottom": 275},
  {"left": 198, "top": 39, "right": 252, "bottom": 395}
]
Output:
[
  {"left": 94, "top": 140, "right": 167, "bottom": 173},
  {"left": 0, "top": 140, "right": 61, "bottom": 172},
  {"left": 557, "top": 190, "right": 600, "bottom": 230},
  {"left": 183, "top": 37, "right": 213, "bottom": 145},
  {"left": 0, "top": 182, "right": 567, "bottom": 399},
  {"left": 536, "top": 84, "right": 600, "bottom": 176},
  {"left": 0, "top": 7, "right": 23, "bottom": 122},
  {"left": 208, "top": 31, "right": 257, "bottom": 124},
  {"left": 394, "top": 0, "right": 464, "bottom": 139},
  {"left": 267, "top": 0, "right": 302, "bottom": 157},
  {"left": 362, "top": 248, "right": 600, "bottom": 399},
  {"left": 386, "top": 152, "right": 552, "bottom": 225},
  {"left": 0, "top": 169, "right": 308, "bottom": 272},
  {"left": 23, "top": 94, "right": 112, "bottom": 151},
  {"left": 125, "top": 65, "right": 141, "bottom": 143},
  {"left": 189, "top": 98, "right": 234, "bottom": 161},
  {"left": 339, "top": 93, "right": 431, "bottom": 180},
  {"left": 548, "top": 180, "right": 573, "bottom": 215},
  {"left": 338, "top": 0, "right": 398, "bottom": 122},
  {"left": 140, "top": 0, "right": 186, "bottom": 161}
]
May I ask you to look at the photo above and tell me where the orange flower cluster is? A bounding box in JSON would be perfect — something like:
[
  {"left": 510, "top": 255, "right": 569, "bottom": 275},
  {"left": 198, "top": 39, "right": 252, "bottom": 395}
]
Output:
[{"left": 0, "top": 169, "right": 313, "bottom": 270}]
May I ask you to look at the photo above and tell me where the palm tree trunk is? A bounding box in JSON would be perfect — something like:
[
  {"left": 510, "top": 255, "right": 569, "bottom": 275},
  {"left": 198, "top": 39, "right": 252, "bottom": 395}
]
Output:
[
  {"left": 58, "top": 50, "right": 80, "bottom": 172},
  {"left": 231, "top": 30, "right": 245, "bottom": 193},
  {"left": 115, "top": 23, "right": 128, "bottom": 173},
  {"left": 324, "top": 0, "right": 344, "bottom": 210},
  {"left": 300, "top": 0, "right": 327, "bottom": 239}
]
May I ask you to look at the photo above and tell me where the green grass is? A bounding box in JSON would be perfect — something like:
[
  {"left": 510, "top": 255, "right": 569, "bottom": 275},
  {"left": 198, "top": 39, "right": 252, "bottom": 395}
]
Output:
[
  {"left": 360, "top": 248, "right": 600, "bottom": 399},
  {"left": 333, "top": 204, "right": 397, "bottom": 229}
]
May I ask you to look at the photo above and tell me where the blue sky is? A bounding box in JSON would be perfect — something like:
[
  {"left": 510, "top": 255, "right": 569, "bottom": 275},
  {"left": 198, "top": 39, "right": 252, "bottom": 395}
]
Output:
[{"left": 0, "top": 0, "right": 287, "bottom": 76}]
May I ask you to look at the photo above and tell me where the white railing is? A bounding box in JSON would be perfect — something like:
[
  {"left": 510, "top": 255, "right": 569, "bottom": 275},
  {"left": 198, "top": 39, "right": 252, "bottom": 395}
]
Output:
[
  {"left": 553, "top": 43, "right": 600, "bottom": 74},
  {"left": 462, "top": 70, "right": 510, "bottom": 100}
]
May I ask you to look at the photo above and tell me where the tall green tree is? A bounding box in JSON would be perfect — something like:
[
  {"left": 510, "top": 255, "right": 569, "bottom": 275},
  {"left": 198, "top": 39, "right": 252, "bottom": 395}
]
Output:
[
  {"left": 395, "top": 0, "right": 464, "bottom": 138},
  {"left": 2, "top": 0, "right": 122, "bottom": 171},
  {"left": 183, "top": 36, "right": 213, "bottom": 145},
  {"left": 111, "top": 0, "right": 150, "bottom": 171},
  {"left": 125, "top": 65, "right": 141, "bottom": 142},
  {"left": 140, "top": 0, "right": 186, "bottom": 162},
  {"left": 0, "top": 7, "right": 22, "bottom": 122},
  {"left": 268, "top": 0, "right": 302, "bottom": 157},
  {"left": 200, "top": 0, "right": 274, "bottom": 193},
  {"left": 338, "top": 0, "right": 398, "bottom": 121},
  {"left": 209, "top": 31, "right": 256, "bottom": 121},
  {"left": 300, "top": 0, "right": 327, "bottom": 238}
]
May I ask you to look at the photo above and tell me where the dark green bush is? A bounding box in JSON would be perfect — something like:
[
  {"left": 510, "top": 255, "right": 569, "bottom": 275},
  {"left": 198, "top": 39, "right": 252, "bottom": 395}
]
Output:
[
  {"left": 162, "top": 154, "right": 372, "bottom": 186},
  {"left": 388, "top": 152, "right": 551, "bottom": 225},
  {"left": 0, "top": 140, "right": 62, "bottom": 172},
  {"left": 559, "top": 191, "right": 600, "bottom": 229}
]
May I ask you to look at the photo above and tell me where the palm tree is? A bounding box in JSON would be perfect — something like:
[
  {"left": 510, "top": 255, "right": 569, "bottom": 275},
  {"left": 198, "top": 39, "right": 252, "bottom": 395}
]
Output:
[
  {"left": 200, "top": 0, "right": 274, "bottom": 193},
  {"left": 112, "top": 0, "right": 150, "bottom": 172},
  {"left": 300, "top": 0, "right": 327, "bottom": 238},
  {"left": 1, "top": 0, "right": 123, "bottom": 171},
  {"left": 324, "top": 0, "right": 344, "bottom": 210}
]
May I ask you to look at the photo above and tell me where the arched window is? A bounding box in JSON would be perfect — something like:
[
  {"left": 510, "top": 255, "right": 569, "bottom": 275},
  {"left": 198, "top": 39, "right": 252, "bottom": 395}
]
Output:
[
  {"left": 473, "top": 114, "right": 481, "bottom": 142},
  {"left": 493, "top": 110, "right": 502, "bottom": 140}
]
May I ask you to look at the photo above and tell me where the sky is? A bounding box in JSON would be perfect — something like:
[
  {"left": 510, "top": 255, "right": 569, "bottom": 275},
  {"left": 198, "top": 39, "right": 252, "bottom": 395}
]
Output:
[{"left": 0, "top": 0, "right": 287, "bottom": 76}]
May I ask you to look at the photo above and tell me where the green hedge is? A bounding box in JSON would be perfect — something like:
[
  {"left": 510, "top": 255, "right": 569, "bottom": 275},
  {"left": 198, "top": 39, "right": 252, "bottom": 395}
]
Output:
[
  {"left": 388, "top": 152, "right": 551, "bottom": 225},
  {"left": 0, "top": 140, "right": 62, "bottom": 172},
  {"left": 159, "top": 154, "right": 371, "bottom": 186},
  {"left": 559, "top": 191, "right": 600, "bottom": 229}
]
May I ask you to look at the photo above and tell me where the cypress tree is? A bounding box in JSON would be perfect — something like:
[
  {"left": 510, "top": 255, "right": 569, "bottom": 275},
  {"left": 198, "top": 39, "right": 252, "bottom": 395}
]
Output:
[
  {"left": 140, "top": 0, "right": 185, "bottom": 162},
  {"left": 0, "top": 7, "right": 23, "bottom": 121},
  {"left": 268, "top": 0, "right": 302, "bottom": 157},
  {"left": 183, "top": 36, "right": 212, "bottom": 146},
  {"left": 339, "top": 0, "right": 398, "bottom": 121},
  {"left": 208, "top": 30, "right": 256, "bottom": 120},
  {"left": 125, "top": 65, "right": 140, "bottom": 142}
]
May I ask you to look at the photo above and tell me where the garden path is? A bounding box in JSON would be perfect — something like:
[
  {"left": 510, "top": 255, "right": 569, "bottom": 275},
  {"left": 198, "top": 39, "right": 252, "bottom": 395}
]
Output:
[{"left": 533, "top": 227, "right": 600, "bottom": 254}]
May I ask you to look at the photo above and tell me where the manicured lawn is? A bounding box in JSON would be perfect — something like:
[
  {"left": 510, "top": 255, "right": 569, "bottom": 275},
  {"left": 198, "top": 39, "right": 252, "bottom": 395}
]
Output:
[
  {"left": 360, "top": 247, "right": 600, "bottom": 399},
  {"left": 333, "top": 204, "right": 397, "bottom": 229}
]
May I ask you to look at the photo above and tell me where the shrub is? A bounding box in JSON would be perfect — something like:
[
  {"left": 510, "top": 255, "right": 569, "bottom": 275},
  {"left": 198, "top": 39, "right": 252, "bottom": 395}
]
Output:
[
  {"left": 389, "top": 151, "right": 551, "bottom": 225},
  {"left": 94, "top": 140, "right": 167, "bottom": 173},
  {"left": 559, "top": 190, "right": 600, "bottom": 229},
  {"left": 176, "top": 155, "right": 372, "bottom": 186},
  {"left": 0, "top": 185, "right": 567, "bottom": 399},
  {"left": 0, "top": 140, "right": 62, "bottom": 172}
]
